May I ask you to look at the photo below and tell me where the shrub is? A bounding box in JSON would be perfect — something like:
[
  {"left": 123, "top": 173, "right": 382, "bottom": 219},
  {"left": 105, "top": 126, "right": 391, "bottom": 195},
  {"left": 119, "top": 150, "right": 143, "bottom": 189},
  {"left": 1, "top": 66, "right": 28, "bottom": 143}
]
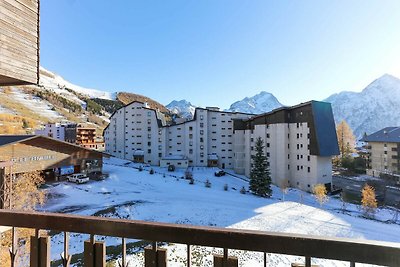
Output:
[
  {"left": 185, "top": 169, "right": 193, "bottom": 180},
  {"left": 361, "top": 184, "right": 377, "bottom": 218},
  {"left": 223, "top": 184, "right": 228, "bottom": 191},
  {"left": 313, "top": 184, "right": 328, "bottom": 207},
  {"left": 149, "top": 168, "right": 154, "bottom": 175},
  {"left": 240, "top": 186, "right": 246, "bottom": 194},
  {"left": 189, "top": 178, "right": 194, "bottom": 185},
  {"left": 205, "top": 179, "right": 211, "bottom": 188},
  {"left": 138, "top": 166, "right": 143, "bottom": 172}
]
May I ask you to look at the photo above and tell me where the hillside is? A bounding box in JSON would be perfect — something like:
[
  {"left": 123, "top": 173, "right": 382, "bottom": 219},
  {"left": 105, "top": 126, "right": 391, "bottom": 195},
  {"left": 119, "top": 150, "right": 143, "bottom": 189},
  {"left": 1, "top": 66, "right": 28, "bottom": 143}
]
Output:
[
  {"left": 0, "top": 68, "right": 176, "bottom": 135},
  {"left": 117, "top": 92, "right": 170, "bottom": 113}
]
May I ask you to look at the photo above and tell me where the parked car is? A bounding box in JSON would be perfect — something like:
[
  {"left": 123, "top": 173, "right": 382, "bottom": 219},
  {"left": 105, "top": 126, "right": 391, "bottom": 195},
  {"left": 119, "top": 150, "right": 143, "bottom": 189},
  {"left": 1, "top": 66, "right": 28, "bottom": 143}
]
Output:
[
  {"left": 214, "top": 170, "right": 226, "bottom": 177},
  {"left": 67, "top": 173, "right": 89, "bottom": 184}
]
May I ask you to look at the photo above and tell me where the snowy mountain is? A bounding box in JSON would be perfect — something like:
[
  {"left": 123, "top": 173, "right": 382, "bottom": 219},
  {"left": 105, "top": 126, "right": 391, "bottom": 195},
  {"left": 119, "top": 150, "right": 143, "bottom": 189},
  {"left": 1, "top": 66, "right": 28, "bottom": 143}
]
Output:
[
  {"left": 227, "top": 91, "right": 283, "bottom": 114},
  {"left": 166, "top": 100, "right": 196, "bottom": 119},
  {"left": 39, "top": 67, "right": 115, "bottom": 101},
  {"left": 325, "top": 74, "right": 400, "bottom": 138}
]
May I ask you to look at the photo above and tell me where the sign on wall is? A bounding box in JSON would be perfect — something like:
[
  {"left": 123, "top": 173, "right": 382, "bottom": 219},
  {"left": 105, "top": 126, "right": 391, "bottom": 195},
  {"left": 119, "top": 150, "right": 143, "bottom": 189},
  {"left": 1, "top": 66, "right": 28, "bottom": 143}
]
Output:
[{"left": 59, "top": 166, "right": 74, "bottom": 176}]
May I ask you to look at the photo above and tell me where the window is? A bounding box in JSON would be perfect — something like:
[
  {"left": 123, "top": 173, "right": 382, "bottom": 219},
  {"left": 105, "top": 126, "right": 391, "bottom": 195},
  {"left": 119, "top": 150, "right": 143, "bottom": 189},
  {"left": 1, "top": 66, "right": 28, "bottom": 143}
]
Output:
[
  {"left": 297, "top": 165, "right": 300, "bottom": 171},
  {"left": 158, "top": 153, "right": 162, "bottom": 157},
  {"left": 297, "top": 133, "right": 299, "bottom": 139},
  {"left": 148, "top": 142, "right": 151, "bottom": 146},
  {"left": 200, "top": 130, "right": 204, "bottom": 135},
  {"left": 200, "top": 115, "right": 204, "bottom": 120},
  {"left": 189, "top": 134, "right": 193, "bottom": 139},
  {"left": 189, "top": 149, "right": 193, "bottom": 154},
  {"left": 148, "top": 111, "right": 152, "bottom": 116},
  {"left": 266, "top": 143, "right": 270, "bottom": 148},
  {"left": 307, "top": 155, "right": 310, "bottom": 161},
  {"left": 288, "top": 154, "right": 290, "bottom": 159},
  {"left": 267, "top": 133, "right": 270, "bottom": 138},
  {"left": 297, "top": 155, "right": 299, "bottom": 160},
  {"left": 189, "top": 126, "right": 193, "bottom": 131},
  {"left": 147, "top": 149, "right": 151, "bottom": 153},
  {"left": 308, "top": 167, "right": 310, "bottom": 173},
  {"left": 266, "top": 152, "right": 270, "bottom": 157},
  {"left": 288, "top": 164, "right": 290, "bottom": 170},
  {"left": 297, "top": 144, "right": 300, "bottom": 149},
  {"left": 200, "top": 123, "right": 204, "bottom": 128}
]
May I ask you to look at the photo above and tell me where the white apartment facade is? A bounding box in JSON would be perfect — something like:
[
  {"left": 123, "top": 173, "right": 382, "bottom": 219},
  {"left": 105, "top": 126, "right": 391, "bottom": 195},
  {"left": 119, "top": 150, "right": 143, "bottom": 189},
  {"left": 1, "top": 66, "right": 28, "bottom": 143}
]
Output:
[
  {"left": 104, "top": 100, "right": 339, "bottom": 191},
  {"left": 233, "top": 101, "right": 339, "bottom": 191},
  {"left": 104, "top": 101, "right": 253, "bottom": 168},
  {"left": 35, "top": 123, "right": 77, "bottom": 143}
]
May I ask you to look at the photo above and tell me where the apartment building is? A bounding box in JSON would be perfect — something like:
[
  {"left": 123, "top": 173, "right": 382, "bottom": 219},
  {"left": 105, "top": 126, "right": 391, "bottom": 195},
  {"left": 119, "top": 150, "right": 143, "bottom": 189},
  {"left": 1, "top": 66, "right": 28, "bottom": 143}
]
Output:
[
  {"left": 361, "top": 127, "right": 400, "bottom": 177},
  {"left": 104, "top": 100, "right": 339, "bottom": 191},
  {"left": 104, "top": 101, "right": 167, "bottom": 165},
  {"left": 104, "top": 101, "right": 252, "bottom": 167},
  {"left": 35, "top": 123, "right": 77, "bottom": 143},
  {"left": 233, "top": 101, "right": 339, "bottom": 191}
]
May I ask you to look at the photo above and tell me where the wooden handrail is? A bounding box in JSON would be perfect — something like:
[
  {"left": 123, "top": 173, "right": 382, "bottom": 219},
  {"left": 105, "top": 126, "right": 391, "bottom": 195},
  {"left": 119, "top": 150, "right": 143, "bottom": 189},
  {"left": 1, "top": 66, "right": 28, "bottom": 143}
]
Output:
[{"left": 0, "top": 210, "right": 399, "bottom": 266}]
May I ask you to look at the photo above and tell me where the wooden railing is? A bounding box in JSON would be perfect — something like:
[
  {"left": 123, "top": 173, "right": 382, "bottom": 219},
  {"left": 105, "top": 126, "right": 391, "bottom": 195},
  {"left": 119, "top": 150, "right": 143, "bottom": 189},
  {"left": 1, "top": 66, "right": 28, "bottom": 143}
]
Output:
[{"left": 0, "top": 210, "right": 399, "bottom": 267}]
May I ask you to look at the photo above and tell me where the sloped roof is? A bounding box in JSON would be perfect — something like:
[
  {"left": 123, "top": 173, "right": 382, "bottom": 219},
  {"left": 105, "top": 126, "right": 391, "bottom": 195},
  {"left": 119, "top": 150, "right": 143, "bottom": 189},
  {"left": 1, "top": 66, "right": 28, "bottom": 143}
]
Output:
[
  {"left": 0, "top": 135, "right": 104, "bottom": 156},
  {"left": 361, "top": 127, "right": 400, "bottom": 143},
  {"left": 0, "top": 135, "right": 35, "bottom": 146}
]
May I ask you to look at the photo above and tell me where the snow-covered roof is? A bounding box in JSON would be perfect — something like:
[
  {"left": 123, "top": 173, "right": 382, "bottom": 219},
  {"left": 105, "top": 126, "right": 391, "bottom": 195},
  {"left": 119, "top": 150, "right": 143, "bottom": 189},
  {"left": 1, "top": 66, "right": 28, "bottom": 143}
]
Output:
[
  {"left": 162, "top": 155, "right": 187, "bottom": 160},
  {"left": 133, "top": 150, "right": 145, "bottom": 156},
  {"left": 362, "top": 127, "right": 400, "bottom": 143},
  {"left": 208, "top": 154, "right": 218, "bottom": 160}
]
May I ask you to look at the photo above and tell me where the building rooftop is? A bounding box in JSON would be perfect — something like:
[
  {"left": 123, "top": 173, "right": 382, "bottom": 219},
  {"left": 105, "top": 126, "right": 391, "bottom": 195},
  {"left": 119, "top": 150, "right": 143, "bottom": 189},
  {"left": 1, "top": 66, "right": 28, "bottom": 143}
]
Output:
[
  {"left": 0, "top": 135, "right": 35, "bottom": 147},
  {"left": 361, "top": 127, "right": 400, "bottom": 143}
]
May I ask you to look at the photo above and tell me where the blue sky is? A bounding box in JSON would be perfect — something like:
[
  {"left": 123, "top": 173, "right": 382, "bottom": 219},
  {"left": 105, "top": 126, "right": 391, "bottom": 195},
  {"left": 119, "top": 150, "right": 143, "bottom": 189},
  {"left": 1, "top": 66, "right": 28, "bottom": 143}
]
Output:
[{"left": 40, "top": 1, "right": 400, "bottom": 108}]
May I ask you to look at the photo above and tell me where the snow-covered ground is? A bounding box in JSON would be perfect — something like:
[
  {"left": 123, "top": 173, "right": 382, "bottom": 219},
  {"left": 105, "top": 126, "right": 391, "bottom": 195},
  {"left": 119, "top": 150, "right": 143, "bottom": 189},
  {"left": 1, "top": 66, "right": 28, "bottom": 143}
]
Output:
[
  {"left": 41, "top": 157, "right": 400, "bottom": 266},
  {"left": 8, "top": 88, "right": 63, "bottom": 120}
]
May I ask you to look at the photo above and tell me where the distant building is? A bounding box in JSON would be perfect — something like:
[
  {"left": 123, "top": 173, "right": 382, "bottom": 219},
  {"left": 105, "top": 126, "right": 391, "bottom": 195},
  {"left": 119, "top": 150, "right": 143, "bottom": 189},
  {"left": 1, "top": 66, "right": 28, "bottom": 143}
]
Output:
[
  {"left": 104, "top": 100, "right": 339, "bottom": 192},
  {"left": 35, "top": 123, "right": 105, "bottom": 151},
  {"left": 361, "top": 127, "right": 400, "bottom": 177},
  {"left": 35, "top": 123, "right": 77, "bottom": 143}
]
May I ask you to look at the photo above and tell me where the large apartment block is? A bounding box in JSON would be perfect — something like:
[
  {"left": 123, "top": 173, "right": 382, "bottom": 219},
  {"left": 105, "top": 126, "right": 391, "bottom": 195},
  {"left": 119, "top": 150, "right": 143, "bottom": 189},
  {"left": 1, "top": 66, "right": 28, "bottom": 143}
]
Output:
[
  {"left": 233, "top": 101, "right": 339, "bottom": 191},
  {"left": 361, "top": 127, "right": 400, "bottom": 177},
  {"left": 104, "top": 101, "right": 252, "bottom": 168},
  {"left": 104, "top": 100, "right": 339, "bottom": 191}
]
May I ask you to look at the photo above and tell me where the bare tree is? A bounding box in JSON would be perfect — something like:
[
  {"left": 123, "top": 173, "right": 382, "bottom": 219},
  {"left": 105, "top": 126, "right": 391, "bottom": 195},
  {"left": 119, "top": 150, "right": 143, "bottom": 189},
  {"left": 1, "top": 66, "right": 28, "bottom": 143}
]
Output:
[
  {"left": 279, "top": 178, "right": 289, "bottom": 201},
  {"left": 0, "top": 171, "right": 46, "bottom": 265}
]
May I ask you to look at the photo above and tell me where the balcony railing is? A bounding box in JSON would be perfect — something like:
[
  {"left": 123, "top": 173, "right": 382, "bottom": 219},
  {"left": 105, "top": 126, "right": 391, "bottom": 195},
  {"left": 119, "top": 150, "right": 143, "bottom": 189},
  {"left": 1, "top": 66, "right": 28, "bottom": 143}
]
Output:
[{"left": 0, "top": 210, "right": 399, "bottom": 267}]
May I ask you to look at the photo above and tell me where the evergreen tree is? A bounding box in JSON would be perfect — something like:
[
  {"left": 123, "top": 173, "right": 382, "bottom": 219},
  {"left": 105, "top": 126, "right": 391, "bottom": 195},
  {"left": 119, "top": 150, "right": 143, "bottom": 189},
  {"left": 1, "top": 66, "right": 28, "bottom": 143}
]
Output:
[{"left": 249, "top": 137, "right": 272, "bottom": 197}]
